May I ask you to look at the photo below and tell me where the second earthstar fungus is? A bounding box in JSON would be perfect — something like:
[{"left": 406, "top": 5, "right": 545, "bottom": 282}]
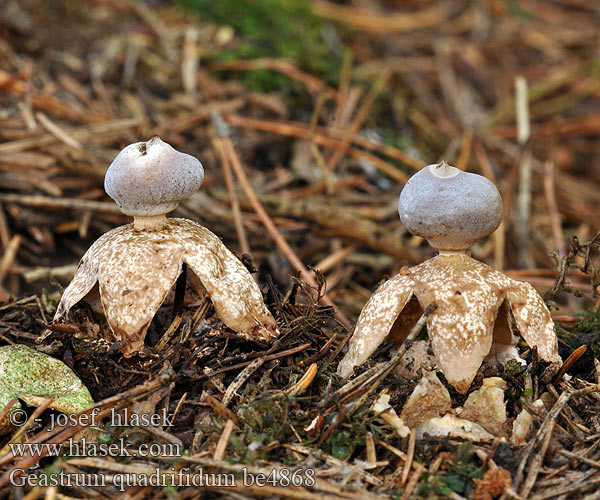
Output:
[
  {"left": 54, "top": 137, "right": 279, "bottom": 357},
  {"left": 338, "top": 161, "right": 561, "bottom": 393}
]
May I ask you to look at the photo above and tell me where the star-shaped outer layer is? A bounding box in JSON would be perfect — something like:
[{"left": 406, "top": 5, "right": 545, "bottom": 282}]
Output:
[
  {"left": 337, "top": 253, "right": 561, "bottom": 393},
  {"left": 54, "top": 218, "right": 278, "bottom": 357}
]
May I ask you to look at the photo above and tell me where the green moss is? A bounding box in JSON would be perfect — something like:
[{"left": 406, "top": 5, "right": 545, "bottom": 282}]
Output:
[
  {"left": 176, "top": 0, "right": 341, "bottom": 91},
  {"left": 502, "top": 0, "right": 535, "bottom": 21},
  {"left": 572, "top": 310, "right": 600, "bottom": 334},
  {"left": 414, "top": 443, "right": 484, "bottom": 499},
  {"left": 329, "top": 428, "right": 361, "bottom": 460},
  {"left": 557, "top": 310, "right": 600, "bottom": 356}
]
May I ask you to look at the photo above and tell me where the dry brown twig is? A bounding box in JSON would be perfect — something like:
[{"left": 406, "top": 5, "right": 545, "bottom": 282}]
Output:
[
  {"left": 315, "top": 304, "right": 436, "bottom": 449},
  {"left": 211, "top": 113, "right": 351, "bottom": 330},
  {"left": 211, "top": 117, "right": 251, "bottom": 256},
  {"left": 547, "top": 232, "right": 600, "bottom": 302},
  {"left": 514, "top": 384, "right": 600, "bottom": 496}
]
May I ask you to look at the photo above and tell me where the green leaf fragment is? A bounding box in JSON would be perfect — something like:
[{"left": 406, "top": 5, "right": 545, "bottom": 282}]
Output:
[{"left": 0, "top": 344, "right": 94, "bottom": 433}]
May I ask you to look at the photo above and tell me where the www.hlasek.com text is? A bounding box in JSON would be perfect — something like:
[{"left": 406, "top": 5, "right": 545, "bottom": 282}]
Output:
[{"left": 9, "top": 437, "right": 181, "bottom": 459}]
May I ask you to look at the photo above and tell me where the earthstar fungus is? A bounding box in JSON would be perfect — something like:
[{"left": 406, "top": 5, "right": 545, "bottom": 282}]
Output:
[
  {"left": 338, "top": 161, "right": 560, "bottom": 393},
  {"left": 54, "top": 137, "right": 278, "bottom": 356}
]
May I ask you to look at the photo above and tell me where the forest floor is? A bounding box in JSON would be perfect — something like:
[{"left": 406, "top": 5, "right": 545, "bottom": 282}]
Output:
[{"left": 0, "top": 0, "right": 599, "bottom": 498}]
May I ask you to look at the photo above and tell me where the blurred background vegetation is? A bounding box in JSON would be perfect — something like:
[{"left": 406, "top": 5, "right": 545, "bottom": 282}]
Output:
[{"left": 176, "top": 0, "right": 341, "bottom": 89}]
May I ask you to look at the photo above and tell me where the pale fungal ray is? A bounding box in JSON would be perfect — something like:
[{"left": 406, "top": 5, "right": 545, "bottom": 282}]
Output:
[
  {"left": 54, "top": 220, "right": 278, "bottom": 357},
  {"left": 337, "top": 272, "right": 415, "bottom": 379},
  {"left": 176, "top": 219, "right": 278, "bottom": 341},
  {"left": 506, "top": 280, "right": 561, "bottom": 363},
  {"left": 54, "top": 247, "right": 99, "bottom": 321},
  {"left": 337, "top": 253, "right": 560, "bottom": 393},
  {"left": 412, "top": 255, "right": 508, "bottom": 393},
  {"left": 96, "top": 229, "right": 183, "bottom": 357}
]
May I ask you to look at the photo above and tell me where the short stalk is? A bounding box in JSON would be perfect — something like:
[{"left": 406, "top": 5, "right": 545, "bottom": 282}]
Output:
[
  {"left": 437, "top": 249, "right": 469, "bottom": 257},
  {"left": 133, "top": 214, "right": 168, "bottom": 230}
]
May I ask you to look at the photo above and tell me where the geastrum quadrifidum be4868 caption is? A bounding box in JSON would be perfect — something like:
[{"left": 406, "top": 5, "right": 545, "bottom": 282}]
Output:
[
  {"left": 338, "top": 161, "right": 561, "bottom": 394},
  {"left": 54, "top": 137, "right": 278, "bottom": 356}
]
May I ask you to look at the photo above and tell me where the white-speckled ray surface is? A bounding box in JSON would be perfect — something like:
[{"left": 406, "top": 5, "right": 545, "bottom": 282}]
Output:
[
  {"left": 506, "top": 280, "right": 558, "bottom": 362},
  {"left": 55, "top": 219, "right": 278, "bottom": 357},
  {"left": 337, "top": 271, "right": 415, "bottom": 379},
  {"left": 411, "top": 254, "right": 507, "bottom": 393},
  {"left": 177, "top": 219, "right": 278, "bottom": 341},
  {"left": 337, "top": 253, "right": 560, "bottom": 393}
]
